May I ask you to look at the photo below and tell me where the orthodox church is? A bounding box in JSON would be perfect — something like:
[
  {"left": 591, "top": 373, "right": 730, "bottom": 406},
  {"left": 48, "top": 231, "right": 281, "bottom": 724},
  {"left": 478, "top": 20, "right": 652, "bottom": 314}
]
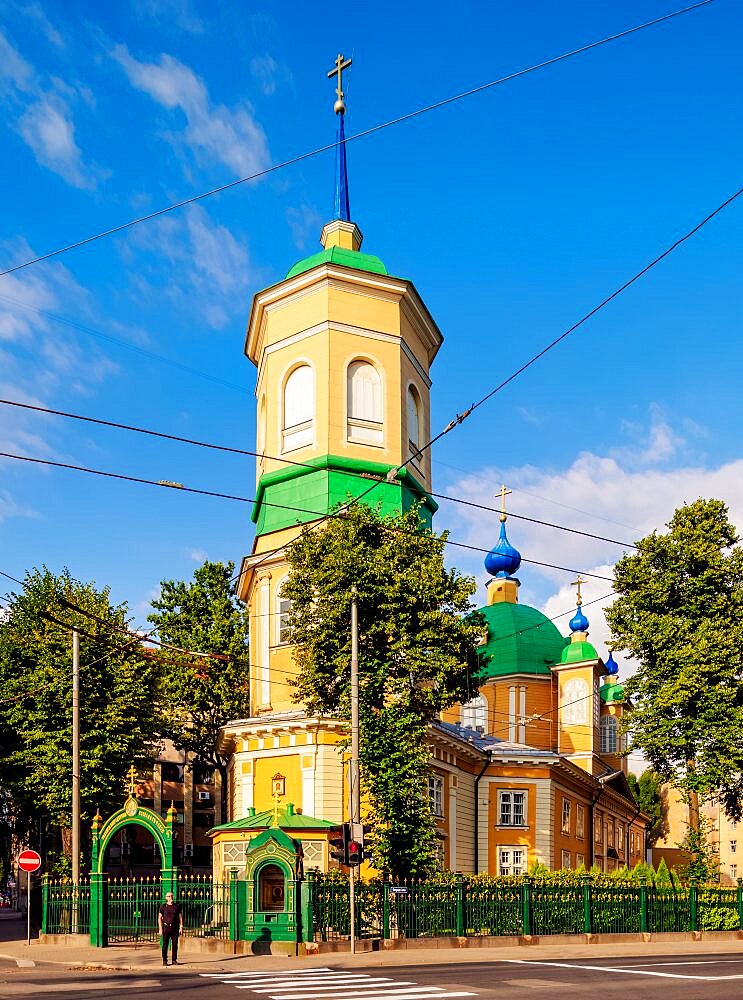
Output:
[{"left": 209, "top": 58, "right": 648, "bottom": 879}]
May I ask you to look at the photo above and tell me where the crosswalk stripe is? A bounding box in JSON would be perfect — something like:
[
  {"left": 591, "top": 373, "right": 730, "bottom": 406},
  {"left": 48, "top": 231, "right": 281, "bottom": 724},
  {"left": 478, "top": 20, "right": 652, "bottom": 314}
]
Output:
[
  {"left": 249, "top": 981, "right": 413, "bottom": 993},
  {"left": 200, "top": 967, "right": 478, "bottom": 1000},
  {"left": 265, "top": 988, "right": 461, "bottom": 999}
]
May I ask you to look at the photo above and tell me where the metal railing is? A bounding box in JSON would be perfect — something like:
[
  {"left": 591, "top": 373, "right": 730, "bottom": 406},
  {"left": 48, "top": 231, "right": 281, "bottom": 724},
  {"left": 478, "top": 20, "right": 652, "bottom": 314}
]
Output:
[
  {"left": 177, "top": 875, "right": 231, "bottom": 940},
  {"left": 42, "top": 879, "right": 91, "bottom": 935}
]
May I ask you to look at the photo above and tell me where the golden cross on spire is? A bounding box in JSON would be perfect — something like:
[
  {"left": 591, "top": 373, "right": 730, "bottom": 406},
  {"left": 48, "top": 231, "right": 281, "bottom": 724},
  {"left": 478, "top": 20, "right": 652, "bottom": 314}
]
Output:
[
  {"left": 126, "top": 764, "right": 138, "bottom": 796},
  {"left": 496, "top": 484, "right": 512, "bottom": 523},
  {"left": 571, "top": 575, "right": 584, "bottom": 605},
  {"left": 327, "top": 53, "right": 352, "bottom": 115}
]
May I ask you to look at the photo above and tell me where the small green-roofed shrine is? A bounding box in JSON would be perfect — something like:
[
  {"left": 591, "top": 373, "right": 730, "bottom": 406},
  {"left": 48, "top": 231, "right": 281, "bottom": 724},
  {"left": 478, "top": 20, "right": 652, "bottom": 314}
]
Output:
[{"left": 209, "top": 802, "right": 337, "bottom": 835}]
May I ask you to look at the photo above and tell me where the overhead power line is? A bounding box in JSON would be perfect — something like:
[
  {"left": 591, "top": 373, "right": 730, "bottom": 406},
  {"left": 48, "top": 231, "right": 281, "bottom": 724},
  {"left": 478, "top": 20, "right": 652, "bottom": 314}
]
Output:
[
  {"left": 0, "top": 450, "right": 614, "bottom": 582},
  {"left": 0, "top": 0, "right": 714, "bottom": 278},
  {"left": 0, "top": 397, "right": 638, "bottom": 550}
]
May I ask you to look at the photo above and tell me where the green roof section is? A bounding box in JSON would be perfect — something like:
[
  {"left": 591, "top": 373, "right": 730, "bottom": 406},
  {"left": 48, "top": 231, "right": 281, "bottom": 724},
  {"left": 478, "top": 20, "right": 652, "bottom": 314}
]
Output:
[
  {"left": 286, "top": 246, "right": 388, "bottom": 279},
  {"left": 252, "top": 454, "right": 437, "bottom": 536},
  {"left": 600, "top": 681, "right": 625, "bottom": 703},
  {"left": 208, "top": 803, "right": 337, "bottom": 835},
  {"left": 559, "top": 639, "right": 599, "bottom": 664},
  {"left": 477, "top": 601, "right": 566, "bottom": 679}
]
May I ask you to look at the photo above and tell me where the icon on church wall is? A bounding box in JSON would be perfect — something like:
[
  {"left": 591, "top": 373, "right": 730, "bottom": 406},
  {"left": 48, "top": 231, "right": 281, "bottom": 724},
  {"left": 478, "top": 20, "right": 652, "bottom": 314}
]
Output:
[{"left": 272, "top": 773, "right": 286, "bottom": 798}]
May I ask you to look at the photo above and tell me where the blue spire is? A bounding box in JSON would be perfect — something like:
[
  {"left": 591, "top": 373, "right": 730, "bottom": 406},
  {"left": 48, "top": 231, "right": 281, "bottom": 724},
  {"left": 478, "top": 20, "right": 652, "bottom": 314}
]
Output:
[
  {"left": 334, "top": 113, "right": 351, "bottom": 222},
  {"left": 605, "top": 651, "right": 619, "bottom": 675},
  {"left": 484, "top": 520, "right": 522, "bottom": 578},
  {"left": 569, "top": 603, "right": 589, "bottom": 633}
]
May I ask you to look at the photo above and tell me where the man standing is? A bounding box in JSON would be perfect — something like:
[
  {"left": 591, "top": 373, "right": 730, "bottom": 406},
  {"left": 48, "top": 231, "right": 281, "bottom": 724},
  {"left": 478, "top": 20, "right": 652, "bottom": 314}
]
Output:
[{"left": 158, "top": 891, "right": 184, "bottom": 967}]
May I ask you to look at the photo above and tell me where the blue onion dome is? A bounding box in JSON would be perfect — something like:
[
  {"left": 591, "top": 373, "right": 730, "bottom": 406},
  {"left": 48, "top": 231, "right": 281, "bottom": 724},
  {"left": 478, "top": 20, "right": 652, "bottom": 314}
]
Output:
[
  {"left": 569, "top": 603, "right": 589, "bottom": 632},
  {"left": 605, "top": 651, "right": 619, "bottom": 675},
  {"left": 484, "top": 520, "right": 522, "bottom": 578}
]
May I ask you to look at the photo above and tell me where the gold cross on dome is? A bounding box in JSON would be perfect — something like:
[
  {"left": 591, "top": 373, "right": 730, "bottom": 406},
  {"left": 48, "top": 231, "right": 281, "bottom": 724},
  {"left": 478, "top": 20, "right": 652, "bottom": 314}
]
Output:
[
  {"left": 327, "top": 53, "right": 352, "bottom": 110},
  {"left": 571, "top": 575, "right": 584, "bottom": 605},
  {"left": 126, "top": 764, "right": 138, "bottom": 796},
  {"left": 496, "top": 484, "right": 512, "bottom": 523}
]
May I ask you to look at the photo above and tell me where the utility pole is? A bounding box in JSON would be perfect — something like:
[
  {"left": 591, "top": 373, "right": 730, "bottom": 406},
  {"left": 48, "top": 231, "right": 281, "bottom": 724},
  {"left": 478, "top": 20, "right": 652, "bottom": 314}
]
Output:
[
  {"left": 71, "top": 630, "right": 80, "bottom": 893},
  {"left": 349, "top": 587, "right": 360, "bottom": 955}
]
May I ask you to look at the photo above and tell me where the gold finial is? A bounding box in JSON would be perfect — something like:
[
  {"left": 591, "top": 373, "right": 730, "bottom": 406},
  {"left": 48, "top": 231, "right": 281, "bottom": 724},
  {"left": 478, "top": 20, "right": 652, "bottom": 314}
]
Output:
[
  {"left": 496, "top": 484, "right": 512, "bottom": 523},
  {"left": 126, "top": 764, "right": 138, "bottom": 796},
  {"left": 571, "top": 575, "right": 584, "bottom": 605},
  {"left": 327, "top": 52, "right": 352, "bottom": 115}
]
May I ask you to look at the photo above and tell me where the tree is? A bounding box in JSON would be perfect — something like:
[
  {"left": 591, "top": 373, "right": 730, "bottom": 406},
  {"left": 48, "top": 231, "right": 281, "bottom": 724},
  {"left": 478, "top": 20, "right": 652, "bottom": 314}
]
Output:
[
  {"left": 0, "top": 567, "right": 162, "bottom": 874},
  {"left": 282, "top": 502, "right": 484, "bottom": 878},
  {"left": 147, "top": 560, "right": 250, "bottom": 817},
  {"left": 605, "top": 499, "right": 743, "bottom": 821},
  {"left": 627, "top": 768, "right": 664, "bottom": 846}
]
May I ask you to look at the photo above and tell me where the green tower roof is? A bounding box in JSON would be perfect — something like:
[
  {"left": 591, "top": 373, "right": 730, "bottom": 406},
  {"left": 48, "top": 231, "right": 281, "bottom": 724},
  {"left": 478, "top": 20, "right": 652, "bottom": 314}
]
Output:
[
  {"left": 559, "top": 639, "right": 599, "bottom": 664},
  {"left": 286, "top": 245, "right": 388, "bottom": 279},
  {"left": 600, "top": 680, "right": 625, "bottom": 703},
  {"left": 477, "top": 601, "right": 566, "bottom": 679}
]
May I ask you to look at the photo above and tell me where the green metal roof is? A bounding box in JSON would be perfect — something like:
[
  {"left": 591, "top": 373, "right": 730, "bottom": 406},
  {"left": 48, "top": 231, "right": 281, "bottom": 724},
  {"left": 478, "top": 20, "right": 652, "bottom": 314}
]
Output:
[
  {"left": 600, "top": 681, "right": 625, "bottom": 703},
  {"left": 559, "top": 639, "right": 599, "bottom": 664},
  {"left": 477, "top": 601, "right": 566, "bottom": 679},
  {"left": 208, "top": 803, "right": 337, "bottom": 835},
  {"left": 286, "top": 246, "right": 388, "bottom": 279}
]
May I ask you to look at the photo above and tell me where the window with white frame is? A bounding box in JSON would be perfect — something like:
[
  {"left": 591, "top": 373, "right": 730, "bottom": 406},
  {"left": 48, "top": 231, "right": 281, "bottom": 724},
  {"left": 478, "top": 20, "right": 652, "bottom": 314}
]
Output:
[
  {"left": 276, "top": 582, "right": 292, "bottom": 645},
  {"left": 562, "top": 678, "right": 588, "bottom": 724},
  {"left": 576, "top": 853, "right": 585, "bottom": 868},
  {"left": 461, "top": 694, "right": 487, "bottom": 733},
  {"left": 607, "top": 821, "right": 615, "bottom": 848},
  {"left": 731, "top": 840, "right": 737, "bottom": 853},
  {"left": 595, "top": 814, "right": 603, "bottom": 844},
  {"left": 283, "top": 365, "right": 314, "bottom": 451},
  {"left": 600, "top": 715, "right": 618, "bottom": 754},
  {"left": 576, "top": 804, "right": 585, "bottom": 840},
  {"left": 347, "top": 361, "right": 383, "bottom": 445},
  {"left": 499, "top": 790, "right": 527, "bottom": 827},
  {"left": 498, "top": 846, "right": 527, "bottom": 876},
  {"left": 562, "top": 798, "right": 571, "bottom": 835},
  {"left": 731, "top": 864, "right": 738, "bottom": 880},
  {"left": 618, "top": 822, "right": 625, "bottom": 853},
  {"left": 561, "top": 850, "right": 572, "bottom": 869},
  {"left": 407, "top": 385, "right": 421, "bottom": 460},
  {"left": 428, "top": 774, "right": 444, "bottom": 817}
]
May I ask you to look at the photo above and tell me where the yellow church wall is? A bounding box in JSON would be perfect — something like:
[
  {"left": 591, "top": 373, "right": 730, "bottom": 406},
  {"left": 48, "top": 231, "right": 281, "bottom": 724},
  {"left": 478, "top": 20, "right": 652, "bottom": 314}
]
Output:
[
  {"left": 254, "top": 754, "right": 304, "bottom": 812},
  {"left": 555, "top": 665, "right": 597, "bottom": 757}
]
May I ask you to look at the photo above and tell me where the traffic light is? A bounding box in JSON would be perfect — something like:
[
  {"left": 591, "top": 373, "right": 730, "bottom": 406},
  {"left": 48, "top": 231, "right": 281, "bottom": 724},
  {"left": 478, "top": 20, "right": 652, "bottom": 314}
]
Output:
[
  {"left": 347, "top": 837, "right": 362, "bottom": 867},
  {"left": 329, "top": 823, "right": 350, "bottom": 864}
]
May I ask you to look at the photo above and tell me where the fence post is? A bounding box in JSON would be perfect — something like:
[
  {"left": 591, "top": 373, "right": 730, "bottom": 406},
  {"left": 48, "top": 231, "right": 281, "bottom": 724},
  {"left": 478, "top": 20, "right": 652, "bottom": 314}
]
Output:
[
  {"left": 455, "top": 873, "right": 465, "bottom": 937},
  {"left": 689, "top": 880, "right": 698, "bottom": 932},
  {"left": 41, "top": 876, "right": 49, "bottom": 935},
  {"left": 582, "top": 874, "right": 592, "bottom": 935},
  {"left": 229, "top": 868, "right": 239, "bottom": 942},
  {"left": 89, "top": 872, "right": 108, "bottom": 947},
  {"left": 639, "top": 880, "right": 648, "bottom": 934},
  {"left": 301, "top": 870, "right": 315, "bottom": 944},
  {"left": 738, "top": 879, "right": 743, "bottom": 931},
  {"left": 521, "top": 877, "right": 533, "bottom": 936},
  {"left": 382, "top": 879, "right": 390, "bottom": 941}
]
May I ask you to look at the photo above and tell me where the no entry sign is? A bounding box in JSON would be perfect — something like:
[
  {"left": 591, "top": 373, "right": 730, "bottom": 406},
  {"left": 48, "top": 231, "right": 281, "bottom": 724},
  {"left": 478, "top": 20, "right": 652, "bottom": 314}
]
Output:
[{"left": 17, "top": 850, "right": 41, "bottom": 873}]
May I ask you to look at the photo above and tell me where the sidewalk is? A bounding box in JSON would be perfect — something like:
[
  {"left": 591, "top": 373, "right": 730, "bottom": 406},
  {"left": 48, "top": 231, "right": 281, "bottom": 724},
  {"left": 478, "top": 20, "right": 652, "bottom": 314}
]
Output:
[{"left": 0, "top": 914, "right": 740, "bottom": 972}]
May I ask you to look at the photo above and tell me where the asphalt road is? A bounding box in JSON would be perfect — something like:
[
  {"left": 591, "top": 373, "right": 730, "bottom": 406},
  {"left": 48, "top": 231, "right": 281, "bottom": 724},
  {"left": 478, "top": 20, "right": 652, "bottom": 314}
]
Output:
[{"left": 2, "top": 954, "right": 743, "bottom": 999}]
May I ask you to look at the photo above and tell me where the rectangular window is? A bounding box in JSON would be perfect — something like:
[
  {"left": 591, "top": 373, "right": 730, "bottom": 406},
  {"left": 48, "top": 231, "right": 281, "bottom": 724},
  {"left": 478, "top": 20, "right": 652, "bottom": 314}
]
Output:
[
  {"left": 731, "top": 840, "right": 737, "bottom": 853},
  {"left": 608, "top": 822, "right": 615, "bottom": 848},
  {"left": 618, "top": 822, "right": 625, "bottom": 853},
  {"left": 428, "top": 775, "right": 444, "bottom": 818},
  {"left": 595, "top": 814, "right": 603, "bottom": 844},
  {"left": 576, "top": 805, "right": 585, "bottom": 840},
  {"left": 562, "top": 798, "right": 571, "bottom": 835},
  {"left": 499, "top": 790, "right": 527, "bottom": 827},
  {"left": 498, "top": 847, "right": 527, "bottom": 876},
  {"left": 576, "top": 853, "right": 585, "bottom": 868},
  {"left": 731, "top": 864, "right": 738, "bottom": 880},
  {"left": 561, "top": 850, "right": 571, "bottom": 869},
  {"left": 277, "top": 597, "right": 292, "bottom": 645}
]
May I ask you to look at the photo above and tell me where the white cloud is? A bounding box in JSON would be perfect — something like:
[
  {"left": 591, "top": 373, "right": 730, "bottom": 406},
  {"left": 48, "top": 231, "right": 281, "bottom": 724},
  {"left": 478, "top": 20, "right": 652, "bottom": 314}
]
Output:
[
  {"left": 132, "top": 0, "right": 204, "bottom": 35},
  {"left": 112, "top": 45, "right": 270, "bottom": 178},
  {"left": 250, "top": 55, "right": 292, "bottom": 96},
  {"left": 286, "top": 204, "right": 323, "bottom": 251},
  {"left": 189, "top": 548, "right": 207, "bottom": 562}
]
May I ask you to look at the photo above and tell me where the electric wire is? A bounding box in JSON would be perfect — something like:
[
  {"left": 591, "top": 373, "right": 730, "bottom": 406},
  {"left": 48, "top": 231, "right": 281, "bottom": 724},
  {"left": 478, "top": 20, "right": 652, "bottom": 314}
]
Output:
[{"left": 0, "top": 0, "right": 714, "bottom": 279}]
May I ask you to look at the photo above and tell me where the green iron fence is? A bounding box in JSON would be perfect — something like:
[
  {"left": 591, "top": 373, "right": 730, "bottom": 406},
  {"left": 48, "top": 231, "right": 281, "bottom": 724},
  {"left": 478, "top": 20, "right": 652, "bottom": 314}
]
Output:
[
  {"left": 311, "top": 875, "right": 382, "bottom": 940},
  {"left": 42, "top": 880, "right": 91, "bottom": 935},
  {"left": 107, "top": 877, "right": 162, "bottom": 943},
  {"left": 177, "top": 875, "right": 231, "bottom": 940}
]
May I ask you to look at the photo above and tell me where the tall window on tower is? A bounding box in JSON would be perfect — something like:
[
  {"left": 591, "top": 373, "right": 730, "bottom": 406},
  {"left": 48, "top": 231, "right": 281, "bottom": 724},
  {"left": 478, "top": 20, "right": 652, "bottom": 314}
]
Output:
[
  {"left": 347, "top": 361, "right": 383, "bottom": 445},
  {"left": 600, "top": 715, "right": 618, "bottom": 754},
  {"left": 283, "top": 365, "right": 314, "bottom": 451},
  {"left": 407, "top": 385, "right": 421, "bottom": 461}
]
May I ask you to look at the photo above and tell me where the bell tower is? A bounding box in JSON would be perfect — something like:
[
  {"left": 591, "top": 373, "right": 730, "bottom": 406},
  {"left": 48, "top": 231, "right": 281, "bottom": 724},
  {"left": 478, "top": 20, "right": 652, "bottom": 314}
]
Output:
[{"left": 237, "top": 57, "right": 443, "bottom": 718}]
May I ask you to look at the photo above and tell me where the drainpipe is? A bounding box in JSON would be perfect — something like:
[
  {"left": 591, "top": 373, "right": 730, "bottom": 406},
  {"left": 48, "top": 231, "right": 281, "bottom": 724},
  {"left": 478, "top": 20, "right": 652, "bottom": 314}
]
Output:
[
  {"left": 473, "top": 753, "right": 490, "bottom": 874},
  {"left": 589, "top": 786, "right": 604, "bottom": 869}
]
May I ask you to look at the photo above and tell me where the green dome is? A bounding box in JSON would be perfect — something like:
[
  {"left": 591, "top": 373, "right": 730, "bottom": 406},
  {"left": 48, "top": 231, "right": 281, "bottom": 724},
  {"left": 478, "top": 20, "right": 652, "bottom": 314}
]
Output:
[
  {"left": 559, "top": 639, "right": 599, "bottom": 664},
  {"left": 286, "top": 245, "right": 388, "bottom": 279},
  {"left": 600, "top": 681, "right": 624, "bottom": 703},
  {"left": 477, "top": 602, "right": 566, "bottom": 679}
]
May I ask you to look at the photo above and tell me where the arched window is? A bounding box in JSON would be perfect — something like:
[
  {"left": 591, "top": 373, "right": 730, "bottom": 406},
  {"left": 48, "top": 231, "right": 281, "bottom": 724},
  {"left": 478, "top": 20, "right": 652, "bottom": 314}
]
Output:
[
  {"left": 276, "top": 578, "right": 292, "bottom": 646},
  {"left": 283, "top": 365, "right": 314, "bottom": 451},
  {"left": 562, "top": 678, "right": 588, "bottom": 725},
  {"left": 258, "top": 863, "right": 285, "bottom": 912},
  {"left": 407, "top": 385, "right": 421, "bottom": 460},
  {"left": 600, "top": 715, "right": 618, "bottom": 754},
  {"left": 461, "top": 694, "right": 487, "bottom": 733},
  {"left": 347, "top": 361, "right": 383, "bottom": 444}
]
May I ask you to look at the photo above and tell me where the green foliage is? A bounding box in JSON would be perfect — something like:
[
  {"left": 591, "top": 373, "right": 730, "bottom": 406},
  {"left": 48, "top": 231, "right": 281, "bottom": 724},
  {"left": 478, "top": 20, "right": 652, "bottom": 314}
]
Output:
[
  {"left": 627, "top": 768, "right": 664, "bottom": 846},
  {"left": 676, "top": 812, "right": 720, "bottom": 884},
  {"left": 605, "top": 499, "right": 743, "bottom": 821},
  {"left": 0, "top": 567, "right": 162, "bottom": 873},
  {"left": 147, "top": 560, "right": 250, "bottom": 811},
  {"left": 282, "top": 502, "right": 483, "bottom": 879}
]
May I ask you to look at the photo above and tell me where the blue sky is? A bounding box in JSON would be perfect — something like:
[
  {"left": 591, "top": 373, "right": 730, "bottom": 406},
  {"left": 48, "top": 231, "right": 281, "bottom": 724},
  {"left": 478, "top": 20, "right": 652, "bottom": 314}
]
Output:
[{"left": 0, "top": 0, "right": 741, "bottom": 658}]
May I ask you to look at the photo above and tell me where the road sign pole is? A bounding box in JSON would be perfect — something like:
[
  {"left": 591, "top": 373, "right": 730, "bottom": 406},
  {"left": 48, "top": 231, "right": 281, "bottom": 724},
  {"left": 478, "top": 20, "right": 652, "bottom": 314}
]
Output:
[
  {"left": 349, "top": 589, "right": 359, "bottom": 957},
  {"left": 26, "top": 873, "right": 31, "bottom": 947}
]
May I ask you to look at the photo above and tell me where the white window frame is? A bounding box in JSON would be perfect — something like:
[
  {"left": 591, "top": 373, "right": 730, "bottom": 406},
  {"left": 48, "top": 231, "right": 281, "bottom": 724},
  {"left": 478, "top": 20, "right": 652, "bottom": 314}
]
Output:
[
  {"left": 561, "top": 850, "right": 572, "bottom": 869},
  {"left": 576, "top": 853, "right": 585, "bottom": 868},
  {"left": 461, "top": 694, "right": 487, "bottom": 733},
  {"left": 428, "top": 774, "right": 444, "bottom": 818},
  {"left": 562, "top": 678, "right": 588, "bottom": 725},
  {"left": 600, "top": 715, "right": 618, "bottom": 754},
  {"left": 498, "top": 790, "right": 527, "bottom": 828},
  {"left": 282, "top": 364, "right": 315, "bottom": 452},
  {"left": 731, "top": 864, "right": 738, "bottom": 881},
  {"left": 347, "top": 360, "right": 383, "bottom": 446},
  {"left": 275, "top": 578, "right": 292, "bottom": 646},
  {"left": 498, "top": 846, "right": 527, "bottom": 876},
  {"left": 407, "top": 384, "right": 422, "bottom": 462},
  {"left": 562, "top": 798, "right": 571, "bottom": 835},
  {"left": 576, "top": 804, "right": 585, "bottom": 840}
]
